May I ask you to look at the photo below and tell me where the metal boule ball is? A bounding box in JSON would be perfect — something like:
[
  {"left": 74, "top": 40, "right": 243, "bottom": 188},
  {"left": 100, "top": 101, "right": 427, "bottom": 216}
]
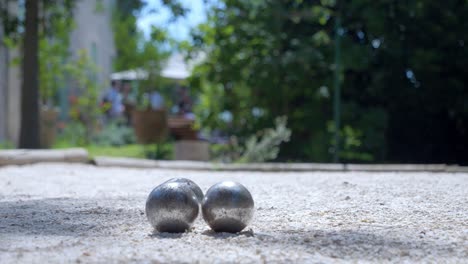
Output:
[
  {"left": 163, "top": 178, "right": 204, "bottom": 203},
  {"left": 202, "top": 181, "right": 254, "bottom": 233},
  {"left": 145, "top": 182, "right": 199, "bottom": 233}
]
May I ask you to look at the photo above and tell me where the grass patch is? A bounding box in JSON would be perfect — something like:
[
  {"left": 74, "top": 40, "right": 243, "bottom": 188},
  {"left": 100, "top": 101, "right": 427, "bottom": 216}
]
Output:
[
  {"left": 85, "top": 144, "right": 146, "bottom": 159},
  {"left": 53, "top": 140, "right": 145, "bottom": 159},
  {"left": 0, "top": 140, "right": 15, "bottom": 149},
  {"left": 53, "top": 140, "right": 173, "bottom": 160}
]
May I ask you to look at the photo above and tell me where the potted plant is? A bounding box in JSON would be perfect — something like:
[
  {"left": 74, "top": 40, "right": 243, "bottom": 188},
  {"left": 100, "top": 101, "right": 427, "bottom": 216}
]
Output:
[
  {"left": 132, "top": 62, "right": 169, "bottom": 145},
  {"left": 65, "top": 50, "right": 102, "bottom": 146},
  {"left": 38, "top": 13, "right": 74, "bottom": 148},
  {"left": 38, "top": 36, "right": 66, "bottom": 148},
  {"left": 130, "top": 28, "right": 172, "bottom": 146}
]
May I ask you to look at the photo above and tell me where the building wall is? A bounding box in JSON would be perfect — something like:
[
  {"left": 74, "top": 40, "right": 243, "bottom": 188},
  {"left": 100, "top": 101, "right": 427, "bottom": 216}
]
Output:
[
  {"left": 0, "top": 3, "right": 21, "bottom": 146},
  {"left": 0, "top": 24, "right": 7, "bottom": 143},
  {"left": 0, "top": 47, "right": 21, "bottom": 146},
  {"left": 69, "top": 0, "right": 116, "bottom": 88},
  {"left": 0, "top": 1, "right": 116, "bottom": 146},
  {"left": 6, "top": 49, "right": 21, "bottom": 145}
]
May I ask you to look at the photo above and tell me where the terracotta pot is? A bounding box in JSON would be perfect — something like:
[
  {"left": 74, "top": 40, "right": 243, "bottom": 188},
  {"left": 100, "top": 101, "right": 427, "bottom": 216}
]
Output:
[
  {"left": 132, "top": 109, "right": 168, "bottom": 144},
  {"left": 168, "top": 117, "right": 198, "bottom": 140},
  {"left": 40, "top": 107, "right": 59, "bottom": 148}
]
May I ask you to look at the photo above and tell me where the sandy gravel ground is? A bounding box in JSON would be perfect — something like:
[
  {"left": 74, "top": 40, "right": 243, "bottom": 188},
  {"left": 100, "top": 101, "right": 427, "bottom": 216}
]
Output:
[{"left": 0, "top": 163, "right": 467, "bottom": 263}]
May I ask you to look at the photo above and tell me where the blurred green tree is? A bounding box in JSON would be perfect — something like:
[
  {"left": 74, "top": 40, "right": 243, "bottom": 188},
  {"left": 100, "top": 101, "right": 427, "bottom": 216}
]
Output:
[
  {"left": 340, "top": 0, "right": 468, "bottom": 164},
  {"left": 112, "top": 0, "right": 186, "bottom": 72},
  {"left": 112, "top": 0, "right": 146, "bottom": 71},
  {"left": 112, "top": 0, "right": 183, "bottom": 108},
  {"left": 190, "top": 0, "right": 468, "bottom": 164},
  {"left": 190, "top": 0, "right": 337, "bottom": 161},
  {"left": 1, "top": 0, "right": 76, "bottom": 148}
]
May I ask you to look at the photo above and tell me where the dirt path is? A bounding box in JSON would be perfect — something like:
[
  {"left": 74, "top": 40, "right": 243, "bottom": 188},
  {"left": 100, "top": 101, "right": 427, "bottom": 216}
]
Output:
[{"left": 0, "top": 163, "right": 467, "bottom": 263}]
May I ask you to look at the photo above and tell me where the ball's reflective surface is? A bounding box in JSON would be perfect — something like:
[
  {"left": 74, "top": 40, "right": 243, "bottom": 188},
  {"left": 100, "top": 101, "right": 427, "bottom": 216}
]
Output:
[
  {"left": 202, "top": 181, "right": 254, "bottom": 233},
  {"left": 145, "top": 182, "right": 199, "bottom": 233},
  {"left": 163, "top": 178, "right": 204, "bottom": 203}
]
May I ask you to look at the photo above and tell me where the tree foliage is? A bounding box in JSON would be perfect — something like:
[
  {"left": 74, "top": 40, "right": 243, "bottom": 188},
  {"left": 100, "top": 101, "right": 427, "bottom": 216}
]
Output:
[
  {"left": 66, "top": 50, "right": 102, "bottom": 145},
  {"left": 340, "top": 0, "right": 468, "bottom": 164},
  {"left": 38, "top": 3, "right": 75, "bottom": 106},
  {"left": 190, "top": 0, "right": 339, "bottom": 161},
  {"left": 112, "top": 0, "right": 185, "bottom": 108},
  {"left": 112, "top": 0, "right": 186, "bottom": 72},
  {"left": 112, "top": 0, "right": 146, "bottom": 71},
  {"left": 190, "top": 0, "right": 468, "bottom": 164}
]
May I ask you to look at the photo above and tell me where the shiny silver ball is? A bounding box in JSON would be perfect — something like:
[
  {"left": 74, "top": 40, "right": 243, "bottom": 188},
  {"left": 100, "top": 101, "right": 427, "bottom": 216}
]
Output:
[
  {"left": 202, "top": 181, "right": 254, "bottom": 233},
  {"left": 145, "top": 182, "right": 199, "bottom": 233},
  {"left": 163, "top": 178, "right": 204, "bottom": 203}
]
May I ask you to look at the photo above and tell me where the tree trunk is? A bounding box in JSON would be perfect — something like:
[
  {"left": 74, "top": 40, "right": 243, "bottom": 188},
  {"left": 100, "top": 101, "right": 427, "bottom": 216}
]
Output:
[{"left": 19, "top": 0, "right": 40, "bottom": 148}]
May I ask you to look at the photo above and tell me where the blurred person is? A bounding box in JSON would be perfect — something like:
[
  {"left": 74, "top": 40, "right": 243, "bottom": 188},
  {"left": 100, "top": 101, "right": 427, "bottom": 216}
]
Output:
[
  {"left": 176, "top": 86, "right": 195, "bottom": 120},
  {"left": 101, "top": 80, "right": 124, "bottom": 119},
  {"left": 121, "top": 81, "right": 136, "bottom": 125},
  {"left": 149, "top": 87, "right": 165, "bottom": 110}
]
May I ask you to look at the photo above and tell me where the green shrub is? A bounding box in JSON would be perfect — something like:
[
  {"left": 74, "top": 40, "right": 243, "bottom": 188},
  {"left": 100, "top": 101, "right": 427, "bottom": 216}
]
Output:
[
  {"left": 0, "top": 141, "right": 14, "bottom": 149},
  {"left": 55, "top": 122, "right": 87, "bottom": 147},
  {"left": 210, "top": 137, "right": 242, "bottom": 163},
  {"left": 211, "top": 116, "right": 291, "bottom": 163},
  {"left": 238, "top": 116, "right": 291, "bottom": 163},
  {"left": 93, "top": 121, "right": 136, "bottom": 146},
  {"left": 143, "top": 143, "right": 174, "bottom": 160}
]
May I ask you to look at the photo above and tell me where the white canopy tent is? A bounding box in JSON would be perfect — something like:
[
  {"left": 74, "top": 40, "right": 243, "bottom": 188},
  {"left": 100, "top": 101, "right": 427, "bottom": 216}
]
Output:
[
  {"left": 110, "top": 68, "right": 149, "bottom": 81},
  {"left": 110, "top": 53, "right": 204, "bottom": 81}
]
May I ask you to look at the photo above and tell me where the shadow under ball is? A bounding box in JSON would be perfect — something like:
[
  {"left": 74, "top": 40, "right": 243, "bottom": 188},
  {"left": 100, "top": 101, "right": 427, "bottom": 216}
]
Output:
[
  {"left": 146, "top": 182, "right": 199, "bottom": 233},
  {"left": 202, "top": 181, "right": 254, "bottom": 233},
  {"left": 163, "top": 178, "right": 204, "bottom": 203}
]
